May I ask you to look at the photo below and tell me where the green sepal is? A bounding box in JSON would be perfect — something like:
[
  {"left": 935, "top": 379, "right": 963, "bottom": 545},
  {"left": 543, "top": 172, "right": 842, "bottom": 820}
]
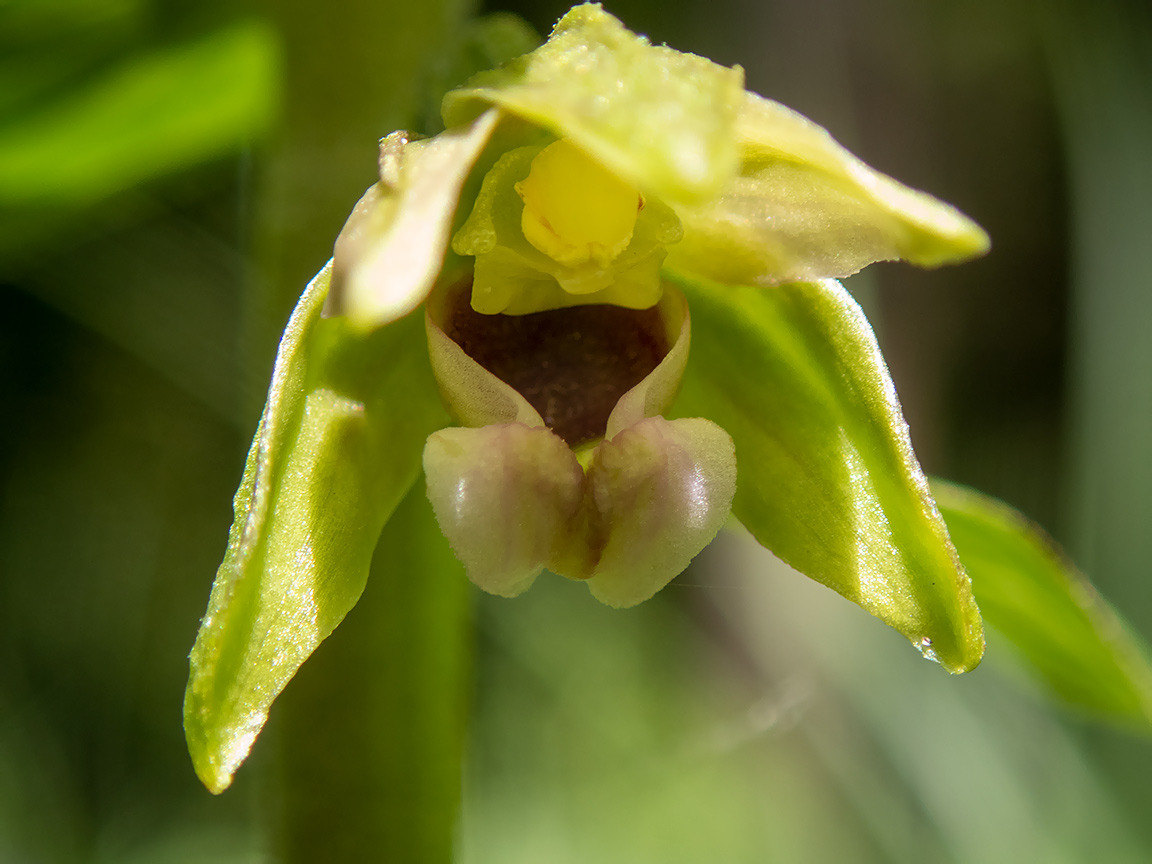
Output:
[
  {"left": 183, "top": 262, "right": 449, "bottom": 794},
  {"left": 669, "top": 272, "right": 984, "bottom": 673},
  {"left": 933, "top": 480, "right": 1152, "bottom": 727},
  {"left": 664, "top": 93, "right": 990, "bottom": 287},
  {"left": 442, "top": 3, "right": 744, "bottom": 206}
]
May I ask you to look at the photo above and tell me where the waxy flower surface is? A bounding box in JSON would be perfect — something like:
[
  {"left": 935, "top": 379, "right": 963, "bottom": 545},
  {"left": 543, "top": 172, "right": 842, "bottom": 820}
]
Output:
[{"left": 185, "top": 4, "right": 991, "bottom": 794}]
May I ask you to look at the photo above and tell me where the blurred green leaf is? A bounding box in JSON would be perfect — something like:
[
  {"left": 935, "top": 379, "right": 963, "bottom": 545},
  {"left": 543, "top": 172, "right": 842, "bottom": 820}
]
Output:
[
  {"left": 933, "top": 479, "right": 1152, "bottom": 727},
  {"left": 183, "top": 263, "right": 449, "bottom": 794},
  {"left": 0, "top": 0, "right": 144, "bottom": 48},
  {"left": 670, "top": 273, "right": 984, "bottom": 673},
  {"left": 0, "top": 19, "right": 278, "bottom": 206}
]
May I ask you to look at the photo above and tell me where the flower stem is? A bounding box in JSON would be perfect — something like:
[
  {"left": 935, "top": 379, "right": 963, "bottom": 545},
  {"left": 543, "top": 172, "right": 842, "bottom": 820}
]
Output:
[{"left": 271, "top": 481, "right": 472, "bottom": 861}]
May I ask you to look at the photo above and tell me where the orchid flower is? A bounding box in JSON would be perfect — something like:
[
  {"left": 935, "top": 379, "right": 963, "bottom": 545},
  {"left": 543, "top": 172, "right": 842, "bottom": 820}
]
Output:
[{"left": 185, "top": 3, "right": 992, "bottom": 795}]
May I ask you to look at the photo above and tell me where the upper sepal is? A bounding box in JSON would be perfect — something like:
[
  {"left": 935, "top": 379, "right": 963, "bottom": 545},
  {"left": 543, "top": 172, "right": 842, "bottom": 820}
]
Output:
[{"left": 442, "top": 3, "right": 745, "bottom": 207}]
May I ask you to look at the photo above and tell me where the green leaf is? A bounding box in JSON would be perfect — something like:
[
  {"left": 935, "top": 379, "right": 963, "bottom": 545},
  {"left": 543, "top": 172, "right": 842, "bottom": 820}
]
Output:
[
  {"left": 933, "top": 480, "right": 1152, "bottom": 726},
  {"left": 442, "top": 3, "right": 745, "bottom": 206},
  {"left": 664, "top": 93, "right": 990, "bottom": 287},
  {"left": 669, "top": 272, "right": 984, "bottom": 673},
  {"left": 0, "top": 20, "right": 278, "bottom": 206},
  {"left": 183, "top": 263, "right": 449, "bottom": 794}
]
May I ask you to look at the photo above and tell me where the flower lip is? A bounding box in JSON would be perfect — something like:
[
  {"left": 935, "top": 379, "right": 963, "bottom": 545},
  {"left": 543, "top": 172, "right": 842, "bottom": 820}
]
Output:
[{"left": 433, "top": 277, "right": 671, "bottom": 447}]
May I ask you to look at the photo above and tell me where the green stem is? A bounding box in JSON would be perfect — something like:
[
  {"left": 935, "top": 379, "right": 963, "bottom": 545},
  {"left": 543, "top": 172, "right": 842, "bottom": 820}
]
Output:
[
  {"left": 246, "top": 0, "right": 474, "bottom": 413},
  {"left": 246, "top": 1, "right": 476, "bottom": 850},
  {"left": 272, "top": 481, "right": 472, "bottom": 862}
]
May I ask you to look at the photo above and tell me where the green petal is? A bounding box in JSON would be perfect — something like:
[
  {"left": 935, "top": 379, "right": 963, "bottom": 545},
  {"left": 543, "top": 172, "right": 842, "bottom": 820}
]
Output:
[
  {"left": 326, "top": 111, "right": 498, "bottom": 331},
  {"left": 933, "top": 480, "right": 1152, "bottom": 726},
  {"left": 669, "top": 272, "right": 984, "bottom": 672},
  {"left": 442, "top": 3, "right": 744, "bottom": 205},
  {"left": 183, "top": 263, "right": 449, "bottom": 794},
  {"left": 664, "top": 93, "right": 990, "bottom": 286}
]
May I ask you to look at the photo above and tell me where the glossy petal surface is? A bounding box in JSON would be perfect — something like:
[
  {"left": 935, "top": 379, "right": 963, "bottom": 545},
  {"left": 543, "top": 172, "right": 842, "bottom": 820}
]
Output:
[
  {"left": 665, "top": 93, "right": 990, "bottom": 287},
  {"left": 586, "top": 417, "right": 736, "bottom": 608},
  {"left": 443, "top": 3, "right": 744, "bottom": 206},
  {"left": 670, "top": 272, "right": 984, "bottom": 672},
  {"left": 184, "top": 263, "right": 448, "bottom": 793},
  {"left": 934, "top": 480, "right": 1152, "bottom": 726},
  {"left": 424, "top": 424, "right": 584, "bottom": 597}
]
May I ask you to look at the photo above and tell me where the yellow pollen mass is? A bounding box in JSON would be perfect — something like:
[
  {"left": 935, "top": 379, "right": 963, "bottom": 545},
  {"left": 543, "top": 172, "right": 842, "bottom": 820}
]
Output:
[{"left": 515, "top": 140, "right": 642, "bottom": 269}]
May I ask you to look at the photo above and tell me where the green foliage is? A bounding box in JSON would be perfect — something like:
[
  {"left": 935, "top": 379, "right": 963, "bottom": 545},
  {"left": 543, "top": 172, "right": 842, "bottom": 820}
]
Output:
[
  {"left": 0, "top": 20, "right": 277, "bottom": 207},
  {"left": 935, "top": 480, "right": 1152, "bottom": 727},
  {"left": 671, "top": 273, "right": 985, "bottom": 673}
]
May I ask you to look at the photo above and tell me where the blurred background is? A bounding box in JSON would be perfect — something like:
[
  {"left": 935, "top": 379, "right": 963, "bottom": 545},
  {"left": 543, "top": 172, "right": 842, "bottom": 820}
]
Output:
[{"left": 2, "top": 0, "right": 1151, "bottom": 860}]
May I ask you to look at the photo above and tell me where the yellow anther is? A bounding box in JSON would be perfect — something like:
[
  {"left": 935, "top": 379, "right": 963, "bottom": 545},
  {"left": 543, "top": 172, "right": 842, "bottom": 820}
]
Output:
[{"left": 515, "top": 140, "right": 641, "bottom": 268}]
